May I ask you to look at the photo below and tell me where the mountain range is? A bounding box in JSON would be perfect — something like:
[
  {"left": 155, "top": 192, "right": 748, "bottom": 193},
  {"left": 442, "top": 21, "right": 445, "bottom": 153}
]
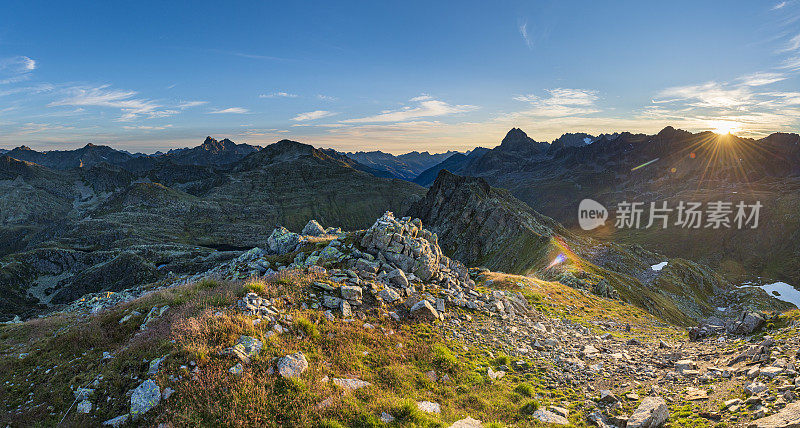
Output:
[{"left": 2, "top": 126, "right": 799, "bottom": 323}]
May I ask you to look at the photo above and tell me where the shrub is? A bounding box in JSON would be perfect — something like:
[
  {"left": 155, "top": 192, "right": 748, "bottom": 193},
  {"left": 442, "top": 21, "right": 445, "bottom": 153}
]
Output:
[
  {"left": 513, "top": 383, "right": 535, "bottom": 397},
  {"left": 520, "top": 400, "right": 540, "bottom": 415},
  {"left": 294, "top": 317, "right": 321, "bottom": 340}
]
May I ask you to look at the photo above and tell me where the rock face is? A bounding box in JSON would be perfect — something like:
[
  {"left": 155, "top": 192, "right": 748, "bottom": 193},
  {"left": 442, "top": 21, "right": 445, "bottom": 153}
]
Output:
[
  {"left": 130, "top": 379, "right": 161, "bottom": 419},
  {"left": 277, "top": 352, "right": 308, "bottom": 378},
  {"left": 750, "top": 402, "right": 800, "bottom": 428},
  {"left": 268, "top": 227, "right": 303, "bottom": 255},
  {"left": 627, "top": 397, "right": 669, "bottom": 428}
]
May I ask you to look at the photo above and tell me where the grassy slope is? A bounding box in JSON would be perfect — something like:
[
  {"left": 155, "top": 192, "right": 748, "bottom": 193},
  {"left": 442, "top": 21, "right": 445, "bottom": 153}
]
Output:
[{"left": 1, "top": 267, "right": 706, "bottom": 428}]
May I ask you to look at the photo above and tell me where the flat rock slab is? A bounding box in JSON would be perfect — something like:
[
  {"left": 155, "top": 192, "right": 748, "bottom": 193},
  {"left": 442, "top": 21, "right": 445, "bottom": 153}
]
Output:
[
  {"left": 532, "top": 409, "right": 570, "bottom": 425},
  {"left": 749, "top": 402, "right": 800, "bottom": 428}
]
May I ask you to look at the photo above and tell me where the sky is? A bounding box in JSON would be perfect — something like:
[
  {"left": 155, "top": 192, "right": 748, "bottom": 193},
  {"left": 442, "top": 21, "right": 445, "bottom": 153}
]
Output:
[{"left": 1, "top": 0, "right": 800, "bottom": 154}]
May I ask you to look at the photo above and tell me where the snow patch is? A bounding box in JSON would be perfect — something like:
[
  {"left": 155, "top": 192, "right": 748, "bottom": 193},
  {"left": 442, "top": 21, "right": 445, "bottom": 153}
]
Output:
[
  {"left": 738, "top": 281, "right": 800, "bottom": 308},
  {"left": 651, "top": 262, "right": 668, "bottom": 271}
]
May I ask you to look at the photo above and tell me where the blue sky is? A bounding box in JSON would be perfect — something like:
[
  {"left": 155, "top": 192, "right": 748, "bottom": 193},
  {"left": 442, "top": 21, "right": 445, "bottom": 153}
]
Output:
[{"left": 1, "top": 0, "right": 800, "bottom": 153}]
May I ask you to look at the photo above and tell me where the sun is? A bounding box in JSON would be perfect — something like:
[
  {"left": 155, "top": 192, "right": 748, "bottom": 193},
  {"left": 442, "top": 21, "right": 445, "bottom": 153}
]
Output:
[{"left": 708, "top": 120, "right": 742, "bottom": 135}]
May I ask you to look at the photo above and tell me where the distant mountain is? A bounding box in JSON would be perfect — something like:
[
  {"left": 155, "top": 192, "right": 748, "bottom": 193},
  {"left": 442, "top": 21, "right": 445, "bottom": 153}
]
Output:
[
  {"left": 345, "top": 149, "right": 460, "bottom": 180},
  {"left": 447, "top": 126, "right": 800, "bottom": 283},
  {"left": 5, "top": 143, "right": 135, "bottom": 170},
  {"left": 0, "top": 138, "right": 426, "bottom": 319},
  {"left": 2, "top": 137, "right": 261, "bottom": 171},
  {"left": 412, "top": 147, "right": 490, "bottom": 186},
  {"left": 160, "top": 136, "right": 260, "bottom": 166}
]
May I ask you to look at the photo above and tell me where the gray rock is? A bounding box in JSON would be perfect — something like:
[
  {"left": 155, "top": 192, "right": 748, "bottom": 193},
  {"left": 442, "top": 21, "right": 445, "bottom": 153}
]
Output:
[
  {"left": 102, "top": 414, "right": 129, "bottom": 427},
  {"left": 449, "top": 417, "right": 483, "bottom": 427},
  {"left": 332, "top": 378, "right": 371, "bottom": 391},
  {"left": 340, "top": 285, "right": 362, "bottom": 301},
  {"left": 749, "top": 402, "right": 800, "bottom": 428},
  {"left": 728, "top": 311, "right": 765, "bottom": 335},
  {"left": 340, "top": 300, "right": 352, "bottom": 317},
  {"left": 130, "top": 379, "right": 160, "bottom": 419},
  {"left": 301, "top": 220, "right": 326, "bottom": 236},
  {"left": 417, "top": 400, "right": 441, "bottom": 414},
  {"left": 77, "top": 399, "right": 92, "bottom": 414},
  {"left": 277, "top": 352, "right": 308, "bottom": 378},
  {"left": 410, "top": 300, "right": 440, "bottom": 321},
  {"left": 268, "top": 227, "right": 302, "bottom": 254},
  {"left": 627, "top": 397, "right": 669, "bottom": 428},
  {"left": 379, "top": 287, "right": 401, "bottom": 303},
  {"left": 386, "top": 268, "right": 409, "bottom": 288},
  {"left": 532, "top": 409, "right": 569, "bottom": 425}
]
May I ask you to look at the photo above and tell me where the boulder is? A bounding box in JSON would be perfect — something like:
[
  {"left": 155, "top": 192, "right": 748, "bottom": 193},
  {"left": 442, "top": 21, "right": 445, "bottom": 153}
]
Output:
[
  {"left": 277, "top": 352, "right": 308, "bottom": 378},
  {"left": 301, "top": 220, "right": 326, "bottom": 236},
  {"left": 386, "top": 268, "right": 409, "bottom": 288},
  {"left": 449, "top": 417, "right": 483, "bottom": 427},
  {"left": 728, "top": 311, "right": 765, "bottom": 335},
  {"left": 130, "top": 380, "right": 160, "bottom": 419},
  {"left": 379, "top": 287, "right": 401, "bottom": 303},
  {"left": 410, "top": 300, "right": 440, "bottom": 321},
  {"left": 340, "top": 285, "right": 362, "bottom": 301},
  {"left": 627, "top": 397, "right": 669, "bottom": 428},
  {"left": 268, "top": 227, "right": 302, "bottom": 254}
]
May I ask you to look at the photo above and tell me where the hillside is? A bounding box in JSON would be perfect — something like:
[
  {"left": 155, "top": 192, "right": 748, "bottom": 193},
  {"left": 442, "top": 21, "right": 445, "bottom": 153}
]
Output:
[{"left": 1, "top": 211, "right": 797, "bottom": 427}]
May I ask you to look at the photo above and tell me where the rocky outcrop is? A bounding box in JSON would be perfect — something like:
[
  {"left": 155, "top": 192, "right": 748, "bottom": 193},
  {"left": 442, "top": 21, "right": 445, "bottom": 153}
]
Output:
[
  {"left": 361, "top": 211, "right": 468, "bottom": 283},
  {"left": 407, "top": 170, "right": 566, "bottom": 274}
]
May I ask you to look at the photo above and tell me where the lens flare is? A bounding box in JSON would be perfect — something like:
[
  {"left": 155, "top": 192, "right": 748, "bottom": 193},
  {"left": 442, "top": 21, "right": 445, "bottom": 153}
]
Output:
[{"left": 545, "top": 253, "right": 567, "bottom": 270}]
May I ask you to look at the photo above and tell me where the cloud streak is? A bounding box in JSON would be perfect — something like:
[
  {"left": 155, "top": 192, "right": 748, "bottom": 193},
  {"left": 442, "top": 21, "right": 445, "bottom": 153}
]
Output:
[
  {"left": 292, "top": 110, "right": 336, "bottom": 121},
  {"left": 342, "top": 97, "right": 477, "bottom": 123}
]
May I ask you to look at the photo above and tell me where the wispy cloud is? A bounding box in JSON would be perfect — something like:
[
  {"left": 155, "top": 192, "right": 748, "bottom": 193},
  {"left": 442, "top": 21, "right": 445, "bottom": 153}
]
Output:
[
  {"left": 49, "top": 85, "right": 176, "bottom": 121},
  {"left": 177, "top": 100, "right": 207, "bottom": 109},
  {"left": 737, "top": 72, "right": 787, "bottom": 86},
  {"left": 342, "top": 97, "right": 477, "bottom": 123},
  {"left": 654, "top": 82, "right": 753, "bottom": 108},
  {"left": 122, "top": 124, "right": 173, "bottom": 130},
  {"left": 292, "top": 110, "right": 336, "bottom": 121},
  {"left": 209, "top": 107, "right": 249, "bottom": 114},
  {"left": 0, "top": 56, "right": 37, "bottom": 84},
  {"left": 512, "top": 88, "right": 600, "bottom": 117},
  {"left": 781, "top": 33, "right": 800, "bottom": 52},
  {"left": 519, "top": 21, "right": 533, "bottom": 49},
  {"left": 259, "top": 91, "right": 297, "bottom": 98},
  {"left": 317, "top": 94, "right": 337, "bottom": 101},
  {"left": 772, "top": 1, "right": 787, "bottom": 10}
]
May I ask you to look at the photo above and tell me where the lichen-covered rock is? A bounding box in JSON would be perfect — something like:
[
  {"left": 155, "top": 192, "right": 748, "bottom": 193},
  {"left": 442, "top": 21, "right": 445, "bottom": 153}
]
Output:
[
  {"left": 277, "top": 352, "right": 308, "bottom": 378},
  {"left": 361, "top": 212, "right": 442, "bottom": 281},
  {"left": 268, "top": 227, "right": 302, "bottom": 254},
  {"left": 301, "top": 220, "right": 326, "bottom": 236},
  {"left": 386, "top": 268, "right": 409, "bottom": 287},
  {"left": 130, "top": 379, "right": 160, "bottom": 419}
]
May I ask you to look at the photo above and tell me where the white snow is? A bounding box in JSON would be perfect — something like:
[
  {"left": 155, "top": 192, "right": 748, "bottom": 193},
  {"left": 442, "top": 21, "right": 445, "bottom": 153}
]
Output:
[
  {"left": 738, "top": 281, "right": 800, "bottom": 308},
  {"left": 651, "top": 262, "right": 668, "bottom": 271},
  {"left": 583, "top": 137, "right": 593, "bottom": 145},
  {"left": 717, "top": 307, "right": 726, "bottom": 312}
]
